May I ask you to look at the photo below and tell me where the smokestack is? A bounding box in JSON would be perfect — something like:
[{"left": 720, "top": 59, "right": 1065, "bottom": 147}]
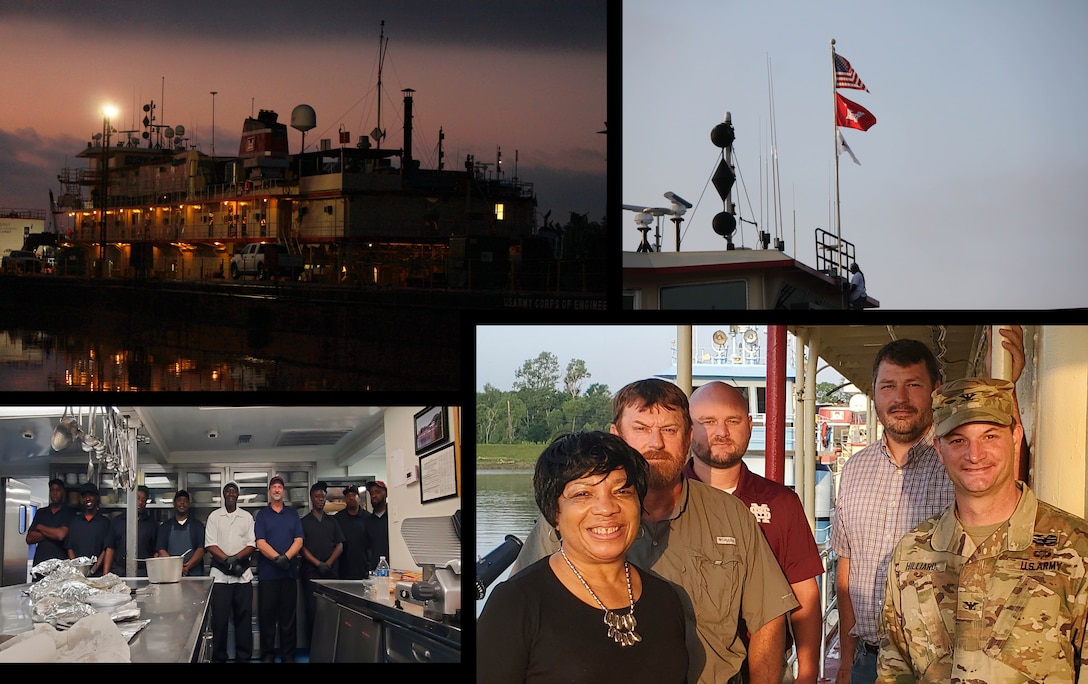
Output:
[{"left": 402, "top": 88, "right": 415, "bottom": 168}]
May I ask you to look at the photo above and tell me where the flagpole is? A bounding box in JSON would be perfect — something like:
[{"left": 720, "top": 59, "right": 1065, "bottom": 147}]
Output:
[{"left": 831, "top": 38, "right": 844, "bottom": 307}]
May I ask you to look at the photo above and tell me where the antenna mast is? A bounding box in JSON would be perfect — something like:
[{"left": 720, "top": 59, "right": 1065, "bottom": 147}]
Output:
[{"left": 375, "top": 20, "right": 388, "bottom": 151}]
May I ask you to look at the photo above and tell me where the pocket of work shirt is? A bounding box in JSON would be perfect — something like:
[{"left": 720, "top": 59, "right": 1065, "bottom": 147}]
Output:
[
  {"left": 894, "top": 566, "right": 953, "bottom": 675},
  {"left": 985, "top": 563, "right": 1074, "bottom": 678},
  {"left": 683, "top": 552, "right": 742, "bottom": 647}
]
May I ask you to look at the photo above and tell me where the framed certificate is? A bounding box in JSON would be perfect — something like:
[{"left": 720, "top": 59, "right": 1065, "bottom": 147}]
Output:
[{"left": 419, "top": 445, "right": 458, "bottom": 504}]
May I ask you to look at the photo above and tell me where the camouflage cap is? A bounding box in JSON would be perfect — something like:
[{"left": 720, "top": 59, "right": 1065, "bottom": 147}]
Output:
[{"left": 932, "top": 377, "right": 1016, "bottom": 438}]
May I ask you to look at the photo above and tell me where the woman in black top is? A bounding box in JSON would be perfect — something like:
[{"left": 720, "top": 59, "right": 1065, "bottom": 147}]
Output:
[{"left": 478, "top": 432, "right": 688, "bottom": 683}]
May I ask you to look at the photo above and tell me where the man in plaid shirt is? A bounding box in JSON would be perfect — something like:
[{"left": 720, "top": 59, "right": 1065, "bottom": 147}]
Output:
[{"left": 830, "top": 329, "right": 1024, "bottom": 683}]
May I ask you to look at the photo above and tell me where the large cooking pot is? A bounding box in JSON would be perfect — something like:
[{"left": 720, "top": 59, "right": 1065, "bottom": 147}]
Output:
[{"left": 145, "top": 556, "right": 183, "bottom": 584}]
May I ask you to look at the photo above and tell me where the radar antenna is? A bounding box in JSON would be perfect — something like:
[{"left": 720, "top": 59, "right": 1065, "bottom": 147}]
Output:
[{"left": 622, "top": 204, "right": 675, "bottom": 253}]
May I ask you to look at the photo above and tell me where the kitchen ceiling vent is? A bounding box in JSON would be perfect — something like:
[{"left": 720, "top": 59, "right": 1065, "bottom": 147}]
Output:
[
  {"left": 275, "top": 428, "right": 353, "bottom": 447},
  {"left": 237, "top": 434, "right": 252, "bottom": 445}
]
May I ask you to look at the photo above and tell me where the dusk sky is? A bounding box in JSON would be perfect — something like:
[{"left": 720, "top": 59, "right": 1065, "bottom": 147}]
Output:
[
  {"left": 0, "top": 1, "right": 606, "bottom": 224},
  {"left": 623, "top": 1, "right": 1088, "bottom": 309}
]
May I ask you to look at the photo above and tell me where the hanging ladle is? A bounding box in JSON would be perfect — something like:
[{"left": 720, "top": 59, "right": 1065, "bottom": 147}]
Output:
[{"left": 51, "top": 407, "right": 80, "bottom": 452}]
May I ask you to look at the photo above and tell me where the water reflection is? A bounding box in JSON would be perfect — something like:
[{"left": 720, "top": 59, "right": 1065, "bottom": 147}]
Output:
[
  {"left": 0, "top": 275, "right": 461, "bottom": 391},
  {"left": 0, "top": 319, "right": 454, "bottom": 389},
  {"left": 4, "top": 328, "right": 305, "bottom": 390}
]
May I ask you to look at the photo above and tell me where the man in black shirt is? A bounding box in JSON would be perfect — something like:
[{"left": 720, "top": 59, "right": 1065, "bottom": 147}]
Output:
[
  {"left": 155, "top": 490, "right": 206, "bottom": 576},
  {"left": 110, "top": 485, "right": 157, "bottom": 577},
  {"left": 335, "top": 484, "right": 372, "bottom": 579},
  {"left": 300, "top": 481, "right": 344, "bottom": 643},
  {"left": 364, "top": 480, "right": 389, "bottom": 570},
  {"left": 66, "top": 482, "right": 115, "bottom": 577},
  {"left": 26, "top": 479, "right": 74, "bottom": 570}
]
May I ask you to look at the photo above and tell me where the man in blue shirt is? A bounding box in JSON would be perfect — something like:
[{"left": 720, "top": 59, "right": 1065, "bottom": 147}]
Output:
[
  {"left": 27, "top": 478, "right": 74, "bottom": 570},
  {"left": 254, "top": 474, "right": 304, "bottom": 663}
]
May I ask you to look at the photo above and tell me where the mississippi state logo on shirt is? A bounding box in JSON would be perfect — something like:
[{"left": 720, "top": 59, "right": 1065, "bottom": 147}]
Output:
[{"left": 750, "top": 502, "right": 771, "bottom": 524}]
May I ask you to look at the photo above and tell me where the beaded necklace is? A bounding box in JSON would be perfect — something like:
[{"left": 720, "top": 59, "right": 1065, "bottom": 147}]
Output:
[{"left": 560, "top": 544, "right": 642, "bottom": 647}]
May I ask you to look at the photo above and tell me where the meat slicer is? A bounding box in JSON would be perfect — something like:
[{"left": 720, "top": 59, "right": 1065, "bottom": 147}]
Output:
[{"left": 394, "top": 512, "right": 461, "bottom": 624}]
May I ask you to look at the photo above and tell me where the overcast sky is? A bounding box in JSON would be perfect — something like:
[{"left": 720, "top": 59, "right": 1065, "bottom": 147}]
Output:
[
  {"left": 0, "top": 1, "right": 605, "bottom": 223},
  {"left": 623, "top": 0, "right": 1088, "bottom": 309},
  {"left": 475, "top": 325, "right": 844, "bottom": 393}
]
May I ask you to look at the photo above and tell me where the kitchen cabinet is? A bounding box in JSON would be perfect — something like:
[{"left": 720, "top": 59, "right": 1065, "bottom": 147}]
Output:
[
  {"left": 334, "top": 604, "right": 383, "bottom": 662},
  {"left": 385, "top": 621, "right": 459, "bottom": 663},
  {"left": 51, "top": 463, "right": 314, "bottom": 515},
  {"left": 227, "top": 466, "right": 314, "bottom": 511},
  {"left": 183, "top": 469, "right": 224, "bottom": 507},
  {"left": 308, "top": 580, "right": 460, "bottom": 663}
]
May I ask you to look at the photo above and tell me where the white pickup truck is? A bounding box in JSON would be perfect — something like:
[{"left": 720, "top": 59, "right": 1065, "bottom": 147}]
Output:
[
  {"left": 2, "top": 250, "right": 42, "bottom": 273},
  {"left": 229, "top": 243, "right": 304, "bottom": 280}
]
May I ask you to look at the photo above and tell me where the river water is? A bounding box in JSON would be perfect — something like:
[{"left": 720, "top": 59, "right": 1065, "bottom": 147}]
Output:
[
  {"left": 475, "top": 469, "right": 539, "bottom": 617},
  {"left": 0, "top": 275, "right": 461, "bottom": 391}
]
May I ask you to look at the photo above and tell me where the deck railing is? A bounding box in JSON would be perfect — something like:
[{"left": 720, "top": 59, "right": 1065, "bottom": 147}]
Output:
[{"left": 818, "top": 545, "right": 840, "bottom": 681}]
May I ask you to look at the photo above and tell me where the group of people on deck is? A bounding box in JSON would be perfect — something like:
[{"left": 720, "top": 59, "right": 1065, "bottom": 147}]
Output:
[{"left": 479, "top": 325, "right": 1088, "bottom": 684}]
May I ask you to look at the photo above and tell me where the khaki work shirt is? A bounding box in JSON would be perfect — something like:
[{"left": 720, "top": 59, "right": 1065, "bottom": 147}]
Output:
[{"left": 628, "top": 477, "right": 798, "bottom": 684}]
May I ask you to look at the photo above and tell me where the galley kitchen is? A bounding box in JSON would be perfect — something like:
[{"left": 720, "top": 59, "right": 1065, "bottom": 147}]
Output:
[{"left": 0, "top": 405, "right": 461, "bottom": 663}]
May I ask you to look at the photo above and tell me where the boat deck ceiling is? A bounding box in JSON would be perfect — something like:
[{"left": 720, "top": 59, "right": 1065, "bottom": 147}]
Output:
[
  {"left": 787, "top": 325, "right": 987, "bottom": 395},
  {"left": 0, "top": 406, "right": 386, "bottom": 472}
]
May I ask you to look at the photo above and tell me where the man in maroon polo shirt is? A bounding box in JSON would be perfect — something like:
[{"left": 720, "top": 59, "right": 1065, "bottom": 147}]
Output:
[{"left": 687, "top": 381, "right": 824, "bottom": 684}]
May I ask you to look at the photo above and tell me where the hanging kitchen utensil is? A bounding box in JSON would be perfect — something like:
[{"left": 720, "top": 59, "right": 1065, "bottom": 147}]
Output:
[{"left": 51, "top": 406, "right": 76, "bottom": 451}]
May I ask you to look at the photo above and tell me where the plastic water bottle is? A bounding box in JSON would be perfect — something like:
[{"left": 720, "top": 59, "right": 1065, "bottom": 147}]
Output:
[{"left": 376, "top": 556, "right": 390, "bottom": 594}]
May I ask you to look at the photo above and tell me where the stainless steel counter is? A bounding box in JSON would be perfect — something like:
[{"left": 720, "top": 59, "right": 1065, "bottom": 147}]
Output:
[
  {"left": 0, "top": 577, "right": 213, "bottom": 662},
  {"left": 310, "top": 579, "right": 460, "bottom": 662}
]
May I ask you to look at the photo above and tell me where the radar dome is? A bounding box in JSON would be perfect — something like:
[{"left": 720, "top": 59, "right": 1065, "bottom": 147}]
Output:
[{"left": 291, "top": 105, "right": 316, "bottom": 132}]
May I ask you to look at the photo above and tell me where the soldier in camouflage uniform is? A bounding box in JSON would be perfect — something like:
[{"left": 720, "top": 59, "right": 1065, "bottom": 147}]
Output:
[{"left": 879, "top": 377, "right": 1088, "bottom": 683}]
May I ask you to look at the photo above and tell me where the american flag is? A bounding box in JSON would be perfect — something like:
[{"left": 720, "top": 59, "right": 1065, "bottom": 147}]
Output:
[{"left": 834, "top": 53, "right": 869, "bottom": 92}]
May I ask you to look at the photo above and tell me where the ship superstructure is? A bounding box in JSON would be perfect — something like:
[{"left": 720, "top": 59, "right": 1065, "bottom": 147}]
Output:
[{"left": 53, "top": 92, "right": 540, "bottom": 287}]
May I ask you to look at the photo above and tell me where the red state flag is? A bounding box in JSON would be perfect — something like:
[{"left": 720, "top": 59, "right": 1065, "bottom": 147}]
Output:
[{"left": 835, "top": 93, "right": 877, "bottom": 131}]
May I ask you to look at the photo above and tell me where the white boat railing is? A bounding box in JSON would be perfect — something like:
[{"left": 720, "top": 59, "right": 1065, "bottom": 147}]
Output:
[{"left": 818, "top": 545, "right": 840, "bottom": 681}]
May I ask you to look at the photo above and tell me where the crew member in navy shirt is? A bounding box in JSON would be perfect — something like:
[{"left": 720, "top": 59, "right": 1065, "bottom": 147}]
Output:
[
  {"left": 66, "top": 482, "right": 115, "bottom": 577},
  {"left": 155, "top": 489, "right": 206, "bottom": 576},
  {"left": 27, "top": 478, "right": 75, "bottom": 570},
  {"left": 365, "top": 480, "right": 389, "bottom": 570},
  {"left": 336, "top": 484, "right": 373, "bottom": 579},
  {"left": 254, "top": 474, "right": 304, "bottom": 663}
]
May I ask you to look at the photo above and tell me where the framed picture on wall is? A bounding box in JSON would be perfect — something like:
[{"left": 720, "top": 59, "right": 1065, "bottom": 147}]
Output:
[
  {"left": 419, "top": 445, "right": 458, "bottom": 504},
  {"left": 414, "top": 406, "right": 450, "bottom": 455}
]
